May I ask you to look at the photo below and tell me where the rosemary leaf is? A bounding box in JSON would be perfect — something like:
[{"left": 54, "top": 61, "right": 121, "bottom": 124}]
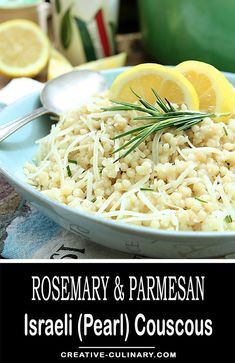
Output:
[
  {"left": 223, "top": 126, "right": 228, "bottom": 136},
  {"left": 225, "top": 215, "right": 233, "bottom": 223},
  {"left": 195, "top": 197, "right": 208, "bottom": 203},
  {"left": 131, "top": 88, "right": 159, "bottom": 112},
  {"left": 103, "top": 100, "right": 156, "bottom": 115},
  {"left": 152, "top": 88, "right": 171, "bottom": 112},
  {"left": 66, "top": 165, "right": 72, "bottom": 177},
  {"left": 112, "top": 133, "right": 142, "bottom": 155},
  {"left": 68, "top": 159, "right": 77, "bottom": 164},
  {"left": 99, "top": 166, "right": 104, "bottom": 175},
  {"left": 114, "top": 122, "right": 158, "bottom": 162},
  {"left": 140, "top": 188, "right": 154, "bottom": 191},
  {"left": 165, "top": 97, "right": 176, "bottom": 112},
  {"left": 113, "top": 123, "right": 153, "bottom": 140}
]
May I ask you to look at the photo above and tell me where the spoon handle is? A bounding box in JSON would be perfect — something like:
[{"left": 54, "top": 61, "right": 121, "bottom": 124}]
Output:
[{"left": 0, "top": 106, "right": 49, "bottom": 143}]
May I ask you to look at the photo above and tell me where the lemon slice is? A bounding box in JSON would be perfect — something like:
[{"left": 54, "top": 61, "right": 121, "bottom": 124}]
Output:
[
  {"left": 0, "top": 19, "right": 50, "bottom": 78},
  {"left": 47, "top": 52, "right": 127, "bottom": 80},
  {"left": 176, "top": 60, "right": 235, "bottom": 120},
  {"left": 47, "top": 48, "right": 73, "bottom": 80},
  {"left": 50, "top": 47, "right": 72, "bottom": 65},
  {"left": 110, "top": 63, "right": 199, "bottom": 110},
  {"left": 76, "top": 52, "right": 127, "bottom": 71}
]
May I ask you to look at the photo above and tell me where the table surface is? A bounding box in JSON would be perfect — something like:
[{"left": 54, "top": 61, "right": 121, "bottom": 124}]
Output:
[{"left": 0, "top": 33, "right": 151, "bottom": 257}]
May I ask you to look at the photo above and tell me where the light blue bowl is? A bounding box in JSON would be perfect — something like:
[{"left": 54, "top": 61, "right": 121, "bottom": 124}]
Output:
[{"left": 1, "top": 68, "right": 235, "bottom": 258}]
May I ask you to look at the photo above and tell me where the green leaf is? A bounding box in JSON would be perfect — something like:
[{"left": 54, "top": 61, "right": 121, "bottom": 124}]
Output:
[
  {"left": 195, "top": 197, "right": 208, "bottom": 203},
  {"left": 68, "top": 159, "right": 77, "bottom": 164},
  {"left": 66, "top": 165, "right": 72, "bottom": 177},
  {"left": 114, "top": 122, "right": 157, "bottom": 162},
  {"left": 225, "top": 215, "right": 233, "bottom": 223},
  {"left": 74, "top": 17, "right": 96, "bottom": 61},
  {"left": 55, "top": 0, "right": 61, "bottom": 14},
  {"left": 113, "top": 124, "right": 153, "bottom": 140},
  {"left": 60, "top": 7, "right": 73, "bottom": 49},
  {"left": 99, "top": 166, "right": 104, "bottom": 175}
]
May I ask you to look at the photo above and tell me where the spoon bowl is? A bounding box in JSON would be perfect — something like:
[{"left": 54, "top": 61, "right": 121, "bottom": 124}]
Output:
[
  {"left": 41, "top": 70, "right": 107, "bottom": 115},
  {"left": 0, "top": 70, "right": 107, "bottom": 143}
]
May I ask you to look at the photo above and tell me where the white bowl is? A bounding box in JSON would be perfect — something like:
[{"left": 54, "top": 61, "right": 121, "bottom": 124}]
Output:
[{"left": 1, "top": 68, "right": 235, "bottom": 258}]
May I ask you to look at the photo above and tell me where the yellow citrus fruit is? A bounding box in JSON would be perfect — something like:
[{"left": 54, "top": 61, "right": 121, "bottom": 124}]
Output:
[
  {"left": 0, "top": 19, "right": 50, "bottom": 78},
  {"left": 50, "top": 47, "right": 72, "bottom": 65},
  {"left": 176, "top": 60, "right": 235, "bottom": 121},
  {"left": 76, "top": 52, "right": 127, "bottom": 71},
  {"left": 110, "top": 63, "right": 199, "bottom": 110},
  {"left": 47, "top": 48, "right": 73, "bottom": 80},
  {"left": 47, "top": 52, "right": 127, "bottom": 80}
]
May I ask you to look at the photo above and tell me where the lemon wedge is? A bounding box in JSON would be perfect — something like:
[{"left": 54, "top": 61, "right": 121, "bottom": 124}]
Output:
[
  {"left": 0, "top": 19, "right": 50, "bottom": 78},
  {"left": 47, "top": 48, "right": 73, "bottom": 80},
  {"left": 50, "top": 47, "right": 73, "bottom": 65},
  {"left": 76, "top": 52, "right": 127, "bottom": 71},
  {"left": 47, "top": 52, "right": 127, "bottom": 80},
  {"left": 110, "top": 63, "right": 199, "bottom": 110},
  {"left": 176, "top": 60, "right": 235, "bottom": 121}
]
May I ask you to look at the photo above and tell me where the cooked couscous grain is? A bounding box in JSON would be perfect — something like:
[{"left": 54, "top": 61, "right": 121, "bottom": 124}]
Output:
[{"left": 24, "top": 93, "right": 235, "bottom": 232}]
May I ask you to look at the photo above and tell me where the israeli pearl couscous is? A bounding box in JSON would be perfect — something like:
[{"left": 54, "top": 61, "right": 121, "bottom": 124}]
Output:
[{"left": 24, "top": 92, "right": 235, "bottom": 232}]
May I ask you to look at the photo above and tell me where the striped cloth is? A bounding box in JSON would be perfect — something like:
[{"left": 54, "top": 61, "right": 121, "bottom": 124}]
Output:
[{"left": 75, "top": 9, "right": 115, "bottom": 61}]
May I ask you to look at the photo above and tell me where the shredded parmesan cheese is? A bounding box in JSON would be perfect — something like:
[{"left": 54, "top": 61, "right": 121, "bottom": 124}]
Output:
[{"left": 24, "top": 93, "right": 235, "bottom": 232}]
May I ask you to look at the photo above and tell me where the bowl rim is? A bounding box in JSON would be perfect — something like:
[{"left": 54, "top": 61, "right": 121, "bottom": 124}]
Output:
[{"left": 1, "top": 67, "right": 235, "bottom": 240}]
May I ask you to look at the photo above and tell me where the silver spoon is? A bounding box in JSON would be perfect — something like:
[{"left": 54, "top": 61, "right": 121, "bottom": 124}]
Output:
[{"left": 0, "top": 70, "right": 107, "bottom": 143}]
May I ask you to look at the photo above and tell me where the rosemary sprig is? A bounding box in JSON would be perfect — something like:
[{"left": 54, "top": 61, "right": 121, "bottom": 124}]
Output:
[{"left": 102, "top": 89, "right": 229, "bottom": 161}]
